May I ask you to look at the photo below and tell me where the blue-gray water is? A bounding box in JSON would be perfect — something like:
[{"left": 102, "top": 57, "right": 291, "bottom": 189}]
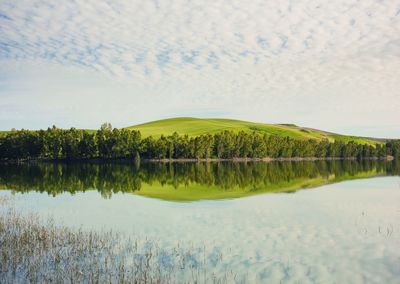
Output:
[{"left": 1, "top": 161, "right": 399, "bottom": 283}]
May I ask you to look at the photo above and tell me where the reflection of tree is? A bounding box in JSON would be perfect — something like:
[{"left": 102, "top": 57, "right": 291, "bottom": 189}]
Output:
[{"left": 0, "top": 160, "right": 398, "bottom": 199}]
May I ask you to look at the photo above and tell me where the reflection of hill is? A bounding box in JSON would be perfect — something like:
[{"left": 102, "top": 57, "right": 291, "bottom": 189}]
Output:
[{"left": 0, "top": 161, "right": 399, "bottom": 201}]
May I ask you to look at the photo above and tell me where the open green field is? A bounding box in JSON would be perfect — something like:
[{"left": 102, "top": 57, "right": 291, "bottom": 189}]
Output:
[{"left": 126, "top": 117, "right": 382, "bottom": 145}]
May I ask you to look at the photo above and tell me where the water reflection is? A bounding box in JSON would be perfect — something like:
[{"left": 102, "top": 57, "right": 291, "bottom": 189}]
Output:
[
  {"left": 0, "top": 160, "right": 399, "bottom": 201},
  {"left": 1, "top": 162, "right": 399, "bottom": 283}
]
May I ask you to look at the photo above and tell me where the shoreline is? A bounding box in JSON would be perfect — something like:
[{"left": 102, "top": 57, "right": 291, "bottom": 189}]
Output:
[
  {"left": 146, "top": 156, "right": 394, "bottom": 163},
  {"left": 0, "top": 156, "right": 394, "bottom": 164}
]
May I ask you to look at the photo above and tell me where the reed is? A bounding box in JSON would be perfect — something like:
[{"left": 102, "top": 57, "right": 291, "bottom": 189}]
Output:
[{"left": 0, "top": 197, "right": 234, "bottom": 283}]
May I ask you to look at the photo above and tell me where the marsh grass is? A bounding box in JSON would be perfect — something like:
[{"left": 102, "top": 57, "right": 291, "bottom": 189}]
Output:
[{"left": 0, "top": 197, "right": 236, "bottom": 283}]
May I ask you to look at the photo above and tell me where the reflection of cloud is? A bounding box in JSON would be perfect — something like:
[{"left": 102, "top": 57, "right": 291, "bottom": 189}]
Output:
[
  {"left": 0, "top": 0, "right": 399, "bottom": 135},
  {"left": 5, "top": 177, "right": 400, "bottom": 282}
]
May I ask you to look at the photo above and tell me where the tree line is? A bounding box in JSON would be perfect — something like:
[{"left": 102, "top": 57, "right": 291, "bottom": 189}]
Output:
[{"left": 0, "top": 125, "right": 399, "bottom": 161}]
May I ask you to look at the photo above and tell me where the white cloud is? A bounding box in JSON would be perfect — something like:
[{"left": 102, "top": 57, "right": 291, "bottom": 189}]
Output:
[{"left": 0, "top": 0, "right": 399, "bottom": 137}]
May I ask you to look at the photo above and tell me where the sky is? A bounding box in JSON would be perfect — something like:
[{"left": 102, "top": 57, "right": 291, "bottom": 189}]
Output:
[{"left": 0, "top": 0, "right": 399, "bottom": 138}]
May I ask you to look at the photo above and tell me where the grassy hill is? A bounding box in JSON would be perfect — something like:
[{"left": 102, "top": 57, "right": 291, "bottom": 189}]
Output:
[
  {"left": 0, "top": 117, "right": 385, "bottom": 146},
  {"left": 126, "top": 117, "right": 382, "bottom": 146}
]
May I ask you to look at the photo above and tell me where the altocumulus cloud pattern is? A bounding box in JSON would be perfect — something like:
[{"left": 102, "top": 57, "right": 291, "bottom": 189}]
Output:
[
  {"left": 0, "top": 0, "right": 400, "bottom": 134},
  {"left": 1, "top": 0, "right": 400, "bottom": 76}
]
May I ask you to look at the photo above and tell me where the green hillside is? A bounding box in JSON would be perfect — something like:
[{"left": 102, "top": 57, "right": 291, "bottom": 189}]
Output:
[
  {"left": 0, "top": 117, "right": 385, "bottom": 146},
  {"left": 126, "top": 117, "right": 382, "bottom": 146}
]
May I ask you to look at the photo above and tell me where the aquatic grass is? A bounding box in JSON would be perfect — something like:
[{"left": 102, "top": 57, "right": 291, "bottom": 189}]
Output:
[{"left": 0, "top": 200, "right": 238, "bottom": 283}]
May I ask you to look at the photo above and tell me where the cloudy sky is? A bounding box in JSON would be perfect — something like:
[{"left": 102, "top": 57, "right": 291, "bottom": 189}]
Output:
[{"left": 0, "top": 0, "right": 399, "bottom": 137}]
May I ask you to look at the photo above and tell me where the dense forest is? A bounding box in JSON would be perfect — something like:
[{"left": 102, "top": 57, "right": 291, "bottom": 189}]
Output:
[{"left": 0, "top": 125, "right": 399, "bottom": 161}]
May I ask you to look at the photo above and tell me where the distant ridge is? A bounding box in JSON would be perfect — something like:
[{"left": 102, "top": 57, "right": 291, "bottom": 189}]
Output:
[{"left": 126, "top": 117, "right": 383, "bottom": 145}]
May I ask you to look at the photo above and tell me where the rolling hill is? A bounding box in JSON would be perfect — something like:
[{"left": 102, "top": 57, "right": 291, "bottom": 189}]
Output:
[
  {"left": 0, "top": 117, "right": 386, "bottom": 146},
  {"left": 126, "top": 117, "right": 382, "bottom": 146}
]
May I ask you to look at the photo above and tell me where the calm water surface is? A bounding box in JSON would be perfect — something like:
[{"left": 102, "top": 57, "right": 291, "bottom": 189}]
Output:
[{"left": 1, "top": 161, "right": 399, "bottom": 283}]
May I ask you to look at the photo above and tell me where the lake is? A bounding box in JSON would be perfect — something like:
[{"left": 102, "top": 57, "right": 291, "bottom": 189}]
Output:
[{"left": 1, "top": 160, "right": 399, "bottom": 283}]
